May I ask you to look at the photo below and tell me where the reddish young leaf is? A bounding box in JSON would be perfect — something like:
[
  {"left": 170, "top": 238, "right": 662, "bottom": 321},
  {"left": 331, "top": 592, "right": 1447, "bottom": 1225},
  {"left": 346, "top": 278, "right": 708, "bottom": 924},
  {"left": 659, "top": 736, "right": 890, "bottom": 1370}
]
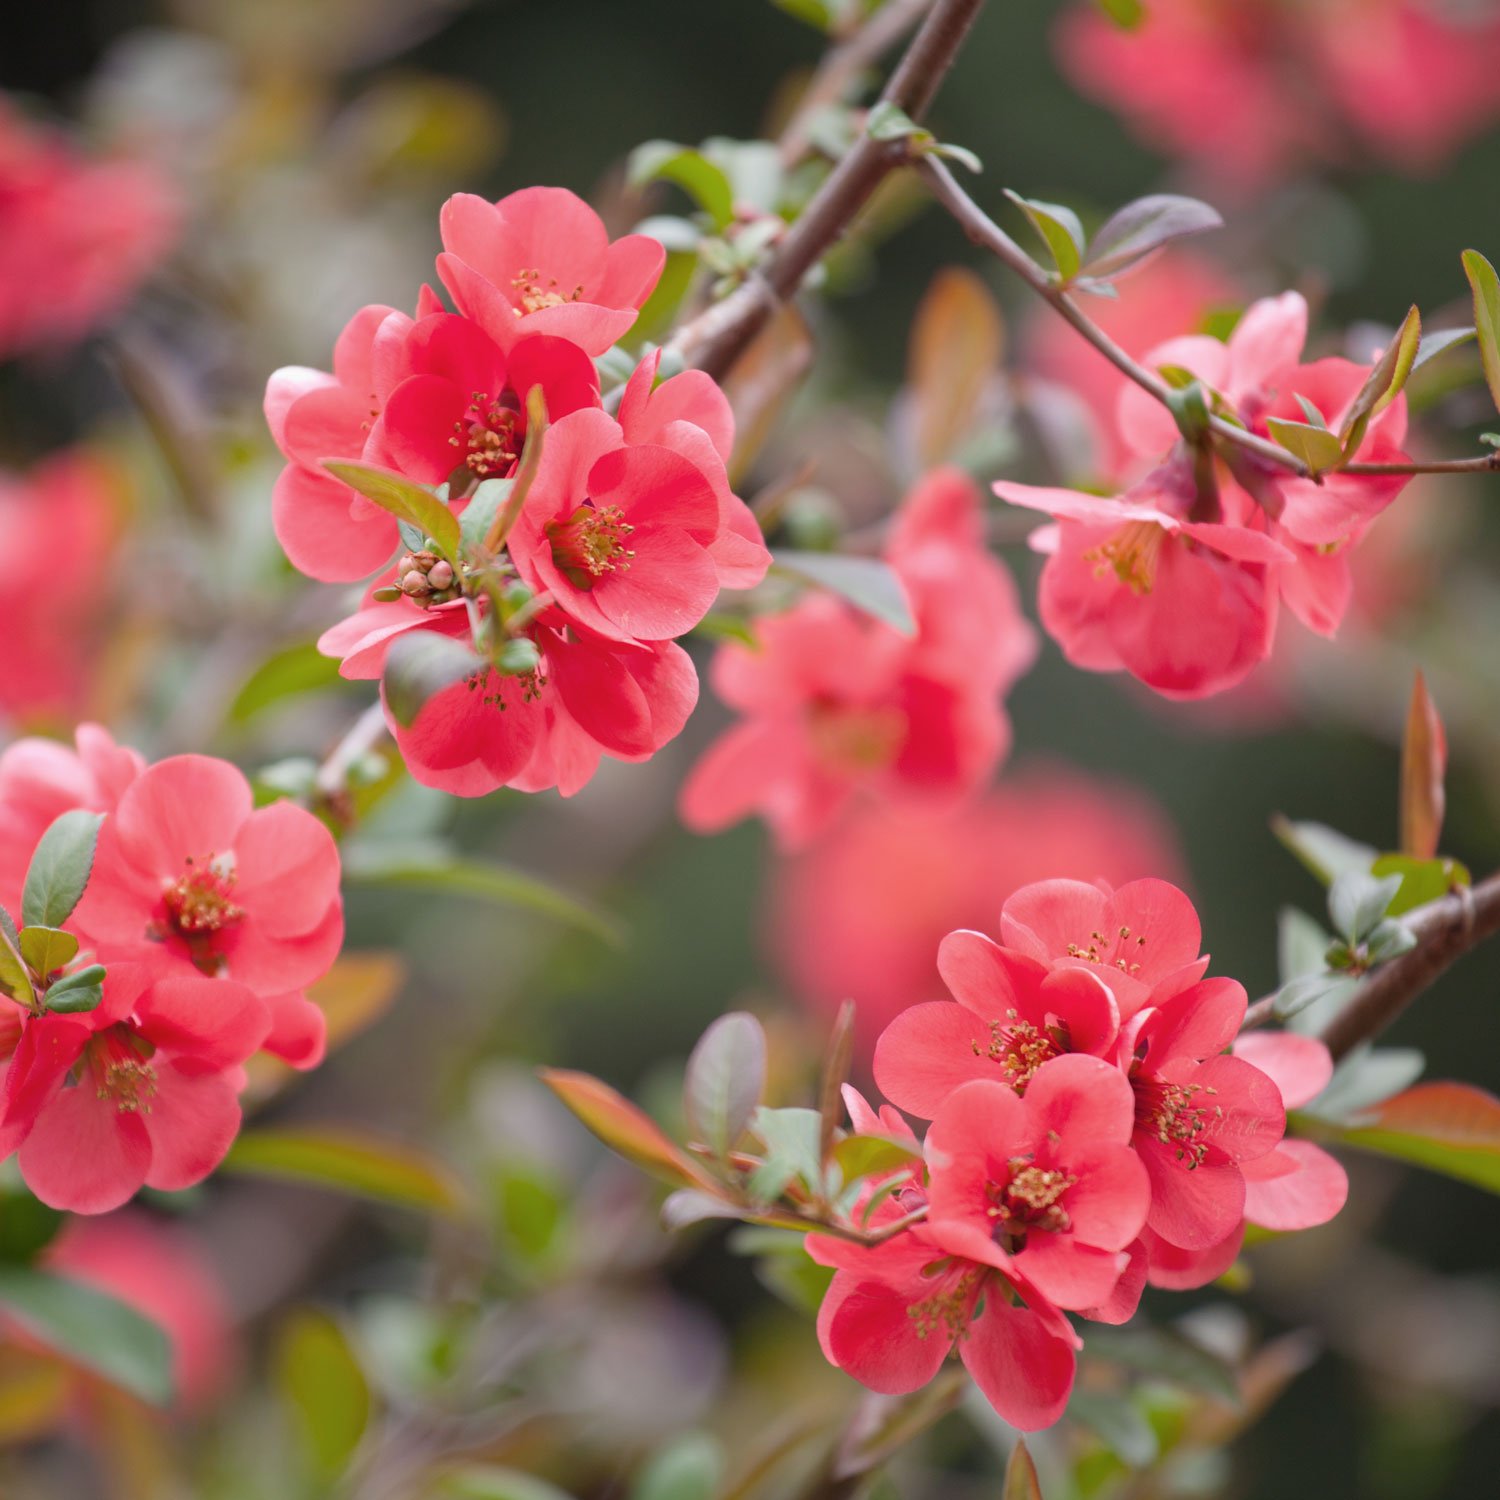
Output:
[
  {"left": 1400, "top": 670, "right": 1447, "bottom": 860},
  {"left": 539, "top": 1068, "right": 717, "bottom": 1190},
  {"left": 1004, "top": 1438, "right": 1044, "bottom": 1500},
  {"left": 1335, "top": 1081, "right": 1500, "bottom": 1194},
  {"left": 906, "top": 266, "right": 1004, "bottom": 468}
]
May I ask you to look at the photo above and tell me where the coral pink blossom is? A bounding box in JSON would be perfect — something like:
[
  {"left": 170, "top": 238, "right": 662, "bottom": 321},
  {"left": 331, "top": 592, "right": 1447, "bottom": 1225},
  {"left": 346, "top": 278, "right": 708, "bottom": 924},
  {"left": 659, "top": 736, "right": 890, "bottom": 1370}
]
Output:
[
  {"left": 769, "top": 768, "right": 1185, "bottom": 1049},
  {"left": 680, "top": 469, "right": 1035, "bottom": 849},
  {"left": 1122, "top": 978, "right": 1285, "bottom": 1250},
  {"left": 73, "top": 757, "right": 342, "bottom": 1036},
  {"left": 923, "top": 1060, "right": 1151, "bottom": 1311},
  {"left": 998, "top": 877, "right": 1208, "bottom": 1019},
  {"left": 873, "top": 940, "right": 1121, "bottom": 1120},
  {"left": 808, "top": 1215, "right": 1079, "bottom": 1430},
  {"left": 0, "top": 101, "right": 178, "bottom": 358},
  {"left": 0, "top": 452, "right": 121, "bottom": 728},
  {"left": 437, "top": 187, "right": 665, "bottom": 357},
  {"left": 46, "top": 1213, "right": 236, "bottom": 1410},
  {"left": 320, "top": 597, "right": 698, "bottom": 798}
]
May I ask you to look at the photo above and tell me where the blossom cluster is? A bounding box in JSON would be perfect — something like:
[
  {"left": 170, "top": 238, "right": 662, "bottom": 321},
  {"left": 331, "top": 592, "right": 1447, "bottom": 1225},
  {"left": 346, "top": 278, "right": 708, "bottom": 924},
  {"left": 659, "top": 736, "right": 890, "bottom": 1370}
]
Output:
[
  {"left": 810, "top": 876, "right": 1346, "bottom": 1429},
  {"left": 1059, "top": 0, "right": 1500, "bottom": 191},
  {"left": 268, "top": 187, "right": 771, "bottom": 796},
  {"left": 998, "top": 292, "right": 1413, "bottom": 699},
  {"left": 0, "top": 727, "right": 341, "bottom": 1213}
]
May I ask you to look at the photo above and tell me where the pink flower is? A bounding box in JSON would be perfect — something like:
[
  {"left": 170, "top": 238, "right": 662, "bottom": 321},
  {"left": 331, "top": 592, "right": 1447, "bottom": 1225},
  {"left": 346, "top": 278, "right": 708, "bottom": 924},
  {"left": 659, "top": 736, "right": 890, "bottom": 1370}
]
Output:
[
  {"left": 437, "top": 187, "right": 665, "bottom": 357},
  {"left": 0, "top": 101, "right": 179, "bottom": 359},
  {"left": 0, "top": 452, "right": 121, "bottom": 728},
  {"left": 768, "top": 768, "right": 1186, "bottom": 1049},
  {"left": 808, "top": 1219, "right": 1079, "bottom": 1430},
  {"left": 46, "top": 1213, "right": 236, "bottom": 1411},
  {"left": 1121, "top": 978, "right": 1285, "bottom": 1250},
  {"left": 73, "top": 756, "right": 343, "bottom": 1036},
  {"left": 320, "top": 597, "right": 698, "bottom": 798},
  {"left": 873, "top": 938, "right": 1122, "bottom": 1119},
  {"left": 923, "top": 1058, "right": 1151, "bottom": 1311},
  {"left": 680, "top": 469, "right": 1035, "bottom": 849}
]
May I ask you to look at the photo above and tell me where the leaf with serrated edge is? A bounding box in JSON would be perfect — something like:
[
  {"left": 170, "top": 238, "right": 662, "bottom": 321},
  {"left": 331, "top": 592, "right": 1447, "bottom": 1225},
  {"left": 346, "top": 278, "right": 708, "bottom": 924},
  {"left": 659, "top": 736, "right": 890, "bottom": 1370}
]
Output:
[
  {"left": 21, "top": 811, "right": 103, "bottom": 930},
  {"left": 684, "top": 1012, "right": 766, "bottom": 1160},
  {"left": 1082, "top": 193, "right": 1222, "bottom": 280},
  {"left": 1461, "top": 249, "right": 1500, "bottom": 413}
]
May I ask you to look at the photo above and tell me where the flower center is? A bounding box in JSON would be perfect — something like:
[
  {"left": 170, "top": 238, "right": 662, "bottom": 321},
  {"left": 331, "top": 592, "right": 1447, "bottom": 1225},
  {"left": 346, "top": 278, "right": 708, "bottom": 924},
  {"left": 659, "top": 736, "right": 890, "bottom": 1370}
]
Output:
[
  {"left": 91, "top": 1033, "right": 158, "bottom": 1115},
  {"left": 987, "top": 1160, "right": 1076, "bottom": 1253},
  {"left": 905, "top": 1263, "right": 981, "bottom": 1341},
  {"left": 1065, "top": 923, "right": 1148, "bottom": 978},
  {"left": 450, "top": 389, "right": 522, "bottom": 479},
  {"left": 466, "top": 664, "right": 546, "bottom": 711},
  {"left": 162, "top": 858, "right": 244, "bottom": 937},
  {"left": 511, "top": 267, "right": 584, "bottom": 316},
  {"left": 546, "top": 502, "right": 635, "bottom": 589},
  {"left": 806, "top": 701, "right": 905, "bottom": 772},
  {"left": 1135, "top": 1077, "right": 1222, "bottom": 1169},
  {"left": 1083, "top": 520, "right": 1168, "bottom": 594},
  {"left": 970, "top": 1008, "right": 1067, "bottom": 1094}
]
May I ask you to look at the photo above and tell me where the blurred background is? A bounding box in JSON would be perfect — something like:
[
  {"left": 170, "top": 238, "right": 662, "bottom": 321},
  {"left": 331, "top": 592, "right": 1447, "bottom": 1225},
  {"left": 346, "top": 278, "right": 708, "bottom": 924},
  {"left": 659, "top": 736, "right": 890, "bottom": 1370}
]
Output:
[{"left": 2, "top": 1, "right": 1500, "bottom": 1496}]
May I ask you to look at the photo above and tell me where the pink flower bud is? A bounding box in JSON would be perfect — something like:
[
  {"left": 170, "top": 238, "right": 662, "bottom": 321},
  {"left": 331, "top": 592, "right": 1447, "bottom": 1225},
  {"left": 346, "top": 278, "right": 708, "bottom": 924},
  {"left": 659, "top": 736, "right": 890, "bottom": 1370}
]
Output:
[{"left": 427, "top": 561, "right": 455, "bottom": 590}]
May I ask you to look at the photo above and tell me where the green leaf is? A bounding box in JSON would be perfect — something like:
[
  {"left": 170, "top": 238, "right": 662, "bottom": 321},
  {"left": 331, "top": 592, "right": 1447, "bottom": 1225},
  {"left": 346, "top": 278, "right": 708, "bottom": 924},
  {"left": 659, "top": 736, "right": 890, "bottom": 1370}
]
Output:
[
  {"left": 628, "top": 142, "right": 735, "bottom": 231},
  {"left": 748, "top": 1106, "right": 823, "bottom": 1204},
  {"left": 1081, "top": 194, "right": 1222, "bottom": 281},
  {"left": 660, "top": 1189, "right": 749, "bottom": 1231},
  {"left": 1273, "top": 971, "right": 1357, "bottom": 1023},
  {"left": 1278, "top": 906, "right": 1331, "bottom": 984},
  {"left": 1328, "top": 871, "right": 1402, "bottom": 944},
  {"left": 1082, "top": 1322, "right": 1241, "bottom": 1404},
  {"left": 0, "top": 1265, "right": 172, "bottom": 1406},
  {"left": 684, "top": 1011, "right": 766, "bottom": 1160},
  {"left": 1265, "top": 415, "right": 1345, "bottom": 474},
  {"left": 438, "top": 1469, "right": 578, "bottom": 1500},
  {"left": 42, "top": 964, "right": 107, "bottom": 1015},
  {"left": 322, "top": 459, "right": 461, "bottom": 559},
  {"left": 481, "top": 387, "right": 548, "bottom": 553},
  {"left": 458, "top": 478, "right": 513, "bottom": 552},
  {"left": 224, "top": 1127, "right": 469, "bottom": 1216},
  {"left": 832, "top": 1133, "right": 922, "bottom": 1182},
  {"left": 866, "top": 101, "right": 926, "bottom": 144},
  {"left": 341, "top": 846, "right": 625, "bottom": 947},
  {"left": 273, "top": 1308, "right": 371, "bottom": 1481},
  {"left": 1069, "top": 1388, "right": 1158, "bottom": 1467},
  {"left": 228, "top": 641, "right": 347, "bottom": 725},
  {"left": 17, "top": 928, "right": 78, "bottom": 980},
  {"left": 1003, "top": 1439, "right": 1043, "bottom": 1500},
  {"left": 630, "top": 1433, "right": 725, "bottom": 1500},
  {"left": 1369, "top": 853, "right": 1470, "bottom": 917},
  {"left": 1004, "top": 189, "right": 1086, "bottom": 282},
  {"left": 1272, "top": 816, "right": 1377, "bottom": 886},
  {"left": 1411, "top": 325, "right": 1475, "bottom": 371},
  {"left": 770, "top": 550, "right": 915, "bottom": 635},
  {"left": 21, "top": 810, "right": 104, "bottom": 930},
  {"left": 381, "top": 632, "right": 478, "bottom": 729},
  {"left": 1460, "top": 248, "right": 1500, "bottom": 414},
  {"left": 1094, "top": 0, "right": 1145, "bottom": 27},
  {"left": 1339, "top": 305, "right": 1421, "bottom": 456},
  {"left": 0, "top": 922, "right": 33, "bottom": 1009}
]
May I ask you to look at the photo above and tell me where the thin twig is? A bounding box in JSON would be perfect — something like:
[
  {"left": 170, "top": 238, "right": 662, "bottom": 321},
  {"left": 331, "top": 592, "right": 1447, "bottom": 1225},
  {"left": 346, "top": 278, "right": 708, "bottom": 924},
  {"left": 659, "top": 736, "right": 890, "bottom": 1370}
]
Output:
[{"left": 314, "top": 698, "right": 390, "bottom": 799}]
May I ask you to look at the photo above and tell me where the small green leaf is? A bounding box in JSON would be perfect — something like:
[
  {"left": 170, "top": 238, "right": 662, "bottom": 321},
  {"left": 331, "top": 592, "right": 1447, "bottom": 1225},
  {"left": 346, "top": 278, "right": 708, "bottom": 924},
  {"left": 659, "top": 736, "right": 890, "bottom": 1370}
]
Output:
[
  {"left": 684, "top": 1011, "right": 766, "bottom": 1160},
  {"left": 866, "top": 101, "right": 926, "bottom": 144},
  {"left": 832, "top": 1133, "right": 922, "bottom": 1182},
  {"left": 1273, "top": 971, "right": 1357, "bottom": 1022},
  {"left": 1081, "top": 194, "right": 1222, "bottom": 281},
  {"left": 1082, "top": 1323, "right": 1241, "bottom": 1404},
  {"left": 17, "top": 928, "right": 78, "bottom": 980},
  {"left": 0, "top": 922, "right": 34, "bottom": 1009},
  {"left": 322, "top": 460, "right": 461, "bottom": 559},
  {"left": 1328, "top": 871, "right": 1402, "bottom": 944},
  {"left": 630, "top": 1433, "right": 725, "bottom": 1500},
  {"left": 224, "top": 1127, "right": 468, "bottom": 1215},
  {"left": 1094, "top": 0, "right": 1145, "bottom": 27},
  {"left": 1278, "top": 906, "right": 1332, "bottom": 984},
  {"left": 1272, "top": 816, "right": 1377, "bottom": 886},
  {"left": 748, "top": 1106, "right": 823, "bottom": 1204},
  {"left": 628, "top": 142, "right": 735, "bottom": 231},
  {"left": 481, "top": 387, "right": 548, "bottom": 553},
  {"left": 1411, "top": 325, "right": 1475, "bottom": 371},
  {"left": 381, "top": 633, "right": 478, "bottom": 729},
  {"left": 229, "top": 642, "right": 347, "bottom": 725},
  {"left": 770, "top": 550, "right": 915, "bottom": 635},
  {"left": 42, "top": 964, "right": 106, "bottom": 1015},
  {"left": 1265, "top": 415, "right": 1345, "bottom": 474},
  {"left": 1004, "top": 189, "right": 1086, "bottom": 282},
  {"left": 1369, "top": 853, "right": 1470, "bottom": 916},
  {"left": 1460, "top": 249, "right": 1500, "bottom": 414},
  {"left": 0, "top": 1265, "right": 172, "bottom": 1406},
  {"left": 458, "top": 477, "right": 514, "bottom": 552},
  {"left": 1339, "top": 305, "right": 1421, "bottom": 457},
  {"left": 341, "top": 846, "right": 625, "bottom": 947},
  {"left": 21, "top": 810, "right": 104, "bottom": 930},
  {"left": 273, "top": 1308, "right": 371, "bottom": 1481}
]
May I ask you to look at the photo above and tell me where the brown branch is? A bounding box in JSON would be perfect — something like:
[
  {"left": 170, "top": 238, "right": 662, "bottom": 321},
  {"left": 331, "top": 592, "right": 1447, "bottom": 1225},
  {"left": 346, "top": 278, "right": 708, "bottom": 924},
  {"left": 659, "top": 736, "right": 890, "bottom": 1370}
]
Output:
[
  {"left": 667, "top": 0, "right": 988, "bottom": 380},
  {"left": 1240, "top": 871, "right": 1500, "bottom": 1060},
  {"left": 1343, "top": 452, "right": 1500, "bottom": 477}
]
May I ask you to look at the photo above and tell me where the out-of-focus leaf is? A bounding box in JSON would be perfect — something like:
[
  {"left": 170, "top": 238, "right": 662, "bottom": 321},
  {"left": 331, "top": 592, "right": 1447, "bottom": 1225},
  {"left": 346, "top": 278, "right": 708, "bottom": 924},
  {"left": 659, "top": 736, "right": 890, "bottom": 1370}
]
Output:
[
  {"left": 539, "top": 1069, "right": 716, "bottom": 1190},
  {"left": 322, "top": 459, "right": 460, "bottom": 558},
  {"left": 723, "top": 304, "right": 813, "bottom": 483},
  {"left": 1272, "top": 816, "right": 1376, "bottom": 886},
  {"left": 1278, "top": 907, "right": 1331, "bottom": 984},
  {"left": 381, "top": 632, "right": 477, "bottom": 729},
  {"left": 1094, "top": 0, "right": 1145, "bottom": 27},
  {"left": 907, "top": 266, "right": 1004, "bottom": 468},
  {"left": 630, "top": 1432, "right": 725, "bottom": 1500},
  {"left": 17, "top": 927, "right": 76, "bottom": 981},
  {"left": 748, "top": 1106, "right": 824, "bottom": 1204},
  {"left": 1369, "top": 854, "right": 1469, "bottom": 917},
  {"left": 495, "top": 1167, "right": 566, "bottom": 1268},
  {"left": 0, "top": 1189, "right": 62, "bottom": 1264},
  {"left": 1082, "top": 1323, "right": 1241, "bottom": 1404},
  {"left": 834, "top": 1368, "right": 968, "bottom": 1479},
  {"left": 692, "top": 611, "right": 759, "bottom": 648},
  {"left": 1265, "top": 416, "right": 1345, "bottom": 474},
  {"left": 273, "top": 1308, "right": 370, "bottom": 1482},
  {"left": 305, "top": 952, "right": 407, "bottom": 1054},
  {"left": 1328, "top": 871, "right": 1402, "bottom": 944},
  {"left": 0, "top": 1352, "right": 68, "bottom": 1443},
  {"left": 661, "top": 1189, "right": 747, "bottom": 1231},
  {"left": 1003, "top": 1438, "right": 1044, "bottom": 1499},
  {"left": 1339, "top": 305, "right": 1420, "bottom": 456},
  {"left": 458, "top": 478, "right": 512, "bottom": 552},
  {"left": 0, "top": 922, "right": 36, "bottom": 1010},
  {"left": 1307, "top": 1044, "right": 1425, "bottom": 1120},
  {"left": 21, "top": 811, "right": 103, "bottom": 931},
  {"left": 440, "top": 1469, "right": 577, "bottom": 1500},
  {"left": 341, "top": 846, "right": 624, "bottom": 947},
  {"left": 832, "top": 1133, "right": 922, "bottom": 1182},
  {"left": 229, "top": 642, "right": 346, "bottom": 724},
  {"left": 1069, "top": 1389, "right": 1159, "bottom": 1467},
  {"left": 684, "top": 1011, "right": 766, "bottom": 1160},
  {"left": 629, "top": 246, "right": 698, "bottom": 346},
  {"left": 1004, "top": 189, "right": 1086, "bottom": 282},
  {"left": 224, "top": 1127, "right": 468, "bottom": 1215},
  {"left": 1081, "top": 194, "right": 1222, "bottom": 281},
  {"left": 1411, "top": 325, "right": 1475, "bottom": 370},
  {"left": 0, "top": 1266, "right": 172, "bottom": 1406},
  {"left": 629, "top": 141, "right": 735, "bottom": 230},
  {"left": 1460, "top": 248, "right": 1500, "bottom": 412},
  {"left": 1399, "top": 671, "right": 1447, "bottom": 860},
  {"left": 818, "top": 1000, "right": 857, "bottom": 1165},
  {"left": 1321, "top": 1081, "right": 1500, "bottom": 1193},
  {"left": 770, "top": 550, "right": 915, "bottom": 636}
]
